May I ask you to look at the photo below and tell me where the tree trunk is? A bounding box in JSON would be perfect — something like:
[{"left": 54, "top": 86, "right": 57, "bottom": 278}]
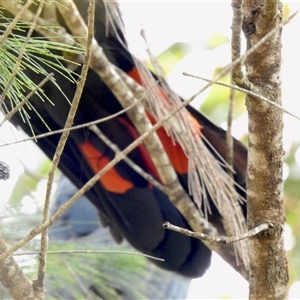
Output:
[{"left": 242, "top": 1, "right": 289, "bottom": 299}]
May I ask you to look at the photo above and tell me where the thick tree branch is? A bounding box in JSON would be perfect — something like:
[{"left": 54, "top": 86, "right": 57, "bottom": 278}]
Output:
[
  {"left": 242, "top": 1, "right": 288, "bottom": 299},
  {"left": 0, "top": 234, "right": 44, "bottom": 300}
]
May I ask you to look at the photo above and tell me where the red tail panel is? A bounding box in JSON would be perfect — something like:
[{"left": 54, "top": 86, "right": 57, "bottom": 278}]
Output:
[{"left": 79, "top": 142, "right": 133, "bottom": 194}]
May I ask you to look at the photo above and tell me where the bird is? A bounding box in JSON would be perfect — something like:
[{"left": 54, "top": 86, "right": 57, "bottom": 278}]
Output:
[{"left": 1, "top": 0, "right": 247, "bottom": 278}]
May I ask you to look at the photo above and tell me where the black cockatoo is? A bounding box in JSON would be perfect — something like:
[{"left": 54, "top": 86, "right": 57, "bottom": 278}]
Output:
[{"left": 1, "top": 0, "right": 247, "bottom": 278}]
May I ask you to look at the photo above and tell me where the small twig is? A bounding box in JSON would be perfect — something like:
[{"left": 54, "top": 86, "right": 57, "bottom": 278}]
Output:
[
  {"left": 227, "top": 0, "right": 243, "bottom": 179},
  {"left": 183, "top": 73, "right": 300, "bottom": 121},
  {"left": 163, "top": 221, "right": 272, "bottom": 244},
  {"left": 226, "top": 80, "right": 235, "bottom": 181},
  {"left": 0, "top": 96, "right": 145, "bottom": 147},
  {"left": 36, "top": 0, "right": 95, "bottom": 288},
  {"left": 13, "top": 250, "right": 165, "bottom": 261},
  {"left": 231, "top": 0, "right": 249, "bottom": 88},
  {"left": 63, "top": 261, "right": 95, "bottom": 300}
]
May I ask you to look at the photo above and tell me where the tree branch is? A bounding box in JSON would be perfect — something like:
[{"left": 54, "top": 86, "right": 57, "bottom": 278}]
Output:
[
  {"left": 0, "top": 234, "right": 44, "bottom": 300},
  {"left": 242, "top": 1, "right": 288, "bottom": 299},
  {"left": 36, "top": 0, "right": 95, "bottom": 290},
  {"left": 163, "top": 221, "right": 272, "bottom": 244}
]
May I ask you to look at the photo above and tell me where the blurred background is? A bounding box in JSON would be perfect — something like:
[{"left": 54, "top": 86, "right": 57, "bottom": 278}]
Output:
[{"left": 0, "top": 1, "right": 300, "bottom": 299}]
